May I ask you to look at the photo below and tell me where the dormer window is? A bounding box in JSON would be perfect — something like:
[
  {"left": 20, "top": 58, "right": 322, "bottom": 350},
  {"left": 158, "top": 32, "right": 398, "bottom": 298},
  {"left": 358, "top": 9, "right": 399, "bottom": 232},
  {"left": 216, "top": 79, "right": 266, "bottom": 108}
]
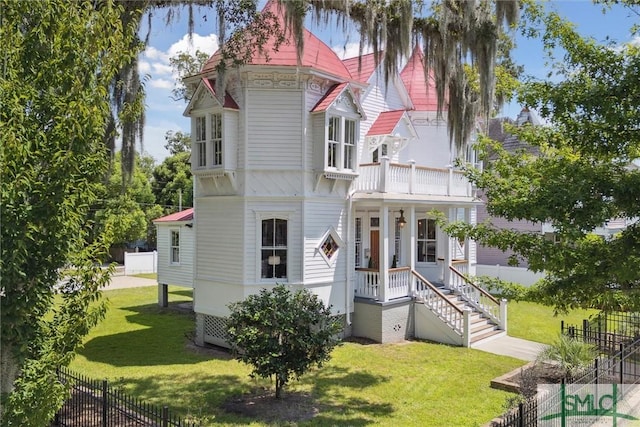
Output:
[
  {"left": 326, "top": 115, "right": 358, "bottom": 171},
  {"left": 195, "top": 116, "right": 207, "bottom": 168},
  {"left": 193, "top": 112, "right": 223, "bottom": 169}
]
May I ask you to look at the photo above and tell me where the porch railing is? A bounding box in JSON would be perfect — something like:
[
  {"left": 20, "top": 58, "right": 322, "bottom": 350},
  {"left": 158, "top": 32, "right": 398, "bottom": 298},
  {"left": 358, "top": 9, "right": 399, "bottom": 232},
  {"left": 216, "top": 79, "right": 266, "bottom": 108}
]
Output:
[
  {"left": 354, "top": 268, "right": 380, "bottom": 299},
  {"left": 388, "top": 267, "right": 411, "bottom": 300},
  {"left": 449, "top": 265, "right": 505, "bottom": 329},
  {"left": 413, "top": 270, "right": 464, "bottom": 335},
  {"left": 354, "top": 158, "right": 472, "bottom": 197},
  {"left": 354, "top": 267, "right": 411, "bottom": 301}
]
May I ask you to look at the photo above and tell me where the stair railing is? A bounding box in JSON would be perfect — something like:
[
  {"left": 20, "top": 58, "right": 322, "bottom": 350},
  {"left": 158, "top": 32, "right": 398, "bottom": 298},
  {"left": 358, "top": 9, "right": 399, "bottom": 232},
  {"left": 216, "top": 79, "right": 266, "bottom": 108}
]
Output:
[
  {"left": 412, "top": 270, "right": 465, "bottom": 335},
  {"left": 449, "top": 266, "right": 503, "bottom": 327}
]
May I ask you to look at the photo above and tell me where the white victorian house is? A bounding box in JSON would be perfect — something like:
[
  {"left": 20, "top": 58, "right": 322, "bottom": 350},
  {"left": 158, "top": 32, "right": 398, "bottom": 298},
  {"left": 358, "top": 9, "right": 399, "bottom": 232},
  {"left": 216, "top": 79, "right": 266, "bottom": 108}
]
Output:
[{"left": 160, "top": 1, "right": 506, "bottom": 348}]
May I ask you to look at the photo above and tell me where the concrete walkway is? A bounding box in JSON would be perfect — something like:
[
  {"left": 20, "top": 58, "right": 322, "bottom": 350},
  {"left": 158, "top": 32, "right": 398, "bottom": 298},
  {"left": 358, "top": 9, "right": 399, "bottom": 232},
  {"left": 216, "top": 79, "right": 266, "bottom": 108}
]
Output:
[
  {"left": 473, "top": 334, "right": 548, "bottom": 361},
  {"left": 103, "top": 274, "right": 157, "bottom": 291}
]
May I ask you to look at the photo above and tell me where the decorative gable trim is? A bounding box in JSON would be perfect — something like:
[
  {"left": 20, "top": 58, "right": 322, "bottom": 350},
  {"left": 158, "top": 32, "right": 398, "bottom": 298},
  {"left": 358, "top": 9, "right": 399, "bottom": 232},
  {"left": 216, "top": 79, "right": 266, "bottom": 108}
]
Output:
[
  {"left": 310, "top": 83, "right": 366, "bottom": 120},
  {"left": 183, "top": 78, "right": 239, "bottom": 117}
]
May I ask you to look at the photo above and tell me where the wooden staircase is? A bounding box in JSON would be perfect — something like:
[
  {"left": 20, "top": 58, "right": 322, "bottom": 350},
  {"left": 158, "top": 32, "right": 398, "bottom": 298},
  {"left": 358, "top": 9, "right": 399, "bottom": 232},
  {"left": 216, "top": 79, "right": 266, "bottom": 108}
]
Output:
[
  {"left": 442, "top": 292, "right": 505, "bottom": 345},
  {"left": 413, "top": 269, "right": 506, "bottom": 347}
]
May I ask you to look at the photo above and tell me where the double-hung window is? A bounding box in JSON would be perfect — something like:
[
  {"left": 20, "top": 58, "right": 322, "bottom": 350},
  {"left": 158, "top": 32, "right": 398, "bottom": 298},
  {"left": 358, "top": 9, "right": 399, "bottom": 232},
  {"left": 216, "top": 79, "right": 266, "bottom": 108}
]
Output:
[
  {"left": 261, "top": 218, "right": 287, "bottom": 279},
  {"left": 327, "top": 117, "right": 340, "bottom": 169},
  {"left": 195, "top": 116, "right": 207, "bottom": 167},
  {"left": 170, "top": 230, "right": 180, "bottom": 264},
  {"left": 417, "top": 218, "right": 436, "bottom": 263},
  {"left": 211, "top": 113, "right": 222, "bottom": 166},
  {"left": 326, "top": 115, "right": 357, "bottom": 172}
]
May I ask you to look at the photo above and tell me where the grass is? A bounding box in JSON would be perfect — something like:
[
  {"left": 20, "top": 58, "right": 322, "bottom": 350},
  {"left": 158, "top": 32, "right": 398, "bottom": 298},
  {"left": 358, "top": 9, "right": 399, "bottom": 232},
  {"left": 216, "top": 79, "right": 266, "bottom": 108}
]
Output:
[
  {"left": 132, "top": 273, "right": 157, "bottom": 280},
  {"left": 71, "top": 286, "right": 524, "bottom": 426},
  {"left": 507, "top": 300, "right": 598, "bottom": 345}
]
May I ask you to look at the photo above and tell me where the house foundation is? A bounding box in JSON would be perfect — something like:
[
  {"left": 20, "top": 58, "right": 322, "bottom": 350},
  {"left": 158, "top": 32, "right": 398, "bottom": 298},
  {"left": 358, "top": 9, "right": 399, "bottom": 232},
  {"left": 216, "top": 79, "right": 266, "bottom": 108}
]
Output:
[{"left": 352, "top": 297, "right": 414, "bottom": 343}]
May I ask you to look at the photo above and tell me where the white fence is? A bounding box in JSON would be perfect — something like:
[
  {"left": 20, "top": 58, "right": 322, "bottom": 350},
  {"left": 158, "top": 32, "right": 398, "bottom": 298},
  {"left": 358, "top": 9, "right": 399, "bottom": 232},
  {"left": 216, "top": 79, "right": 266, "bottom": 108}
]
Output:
[
  {"left": 124, "top": 251, "right": 157, "bottom": 275},
  {"left": 475, "top": 264, "right": 544, "bottom": 287}
]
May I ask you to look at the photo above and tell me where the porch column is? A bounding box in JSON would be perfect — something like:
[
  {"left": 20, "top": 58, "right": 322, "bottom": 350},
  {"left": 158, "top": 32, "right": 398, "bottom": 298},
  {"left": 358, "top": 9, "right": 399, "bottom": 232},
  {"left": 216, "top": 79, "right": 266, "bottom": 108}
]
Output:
[
  {"left": 379, "top": 205, "right": 389, "bottom": 302},
  {"left": 409, "top": 206, "right": 416, "bottom": 295},
  {"left": 158, "top": 283, "right": 168, "bottom": 307},
  {"left": 443, "top": 208, "right": 455, "bottom": 288}
]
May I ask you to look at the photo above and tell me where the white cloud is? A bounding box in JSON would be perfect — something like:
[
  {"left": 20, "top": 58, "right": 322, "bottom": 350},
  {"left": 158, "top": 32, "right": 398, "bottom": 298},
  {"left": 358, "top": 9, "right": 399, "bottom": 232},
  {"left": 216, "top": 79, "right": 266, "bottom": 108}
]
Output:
[
  {"left": 167, "top": 33, "right": 218, "bottom": 59},
  {"left": 630, "top": 36, "right": 640, "bottom": 47},
  {"left": 144, "top": 46, "right": 169, "bottom": 62},
  {"left": 149, "top": 79, "right": 174, "bottom": 89}
]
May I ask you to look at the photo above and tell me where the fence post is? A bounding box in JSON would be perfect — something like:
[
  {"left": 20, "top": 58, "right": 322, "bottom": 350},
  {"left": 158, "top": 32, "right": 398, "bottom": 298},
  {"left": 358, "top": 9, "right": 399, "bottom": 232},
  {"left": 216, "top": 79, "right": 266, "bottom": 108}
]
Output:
[
  {"left": 620, "top": 343, "right": 625, "bottom": 385},
  {"left": 583, "top": 318, "right": 588, "bottom": 342},
  {"left": 162, "top": 405, "right": 169, "bottom": 427},
  {"left": 518, "top": 401, "right": 524, "bottom": 427},
  {"left": 595, "top": 358, "right": 599, "bottom": 386},
  {"left": 561, "top": 320, "right": 564, "bottom": 335},
  {"left": 102, "top": 379, "right": 108, "bottom": 427}
]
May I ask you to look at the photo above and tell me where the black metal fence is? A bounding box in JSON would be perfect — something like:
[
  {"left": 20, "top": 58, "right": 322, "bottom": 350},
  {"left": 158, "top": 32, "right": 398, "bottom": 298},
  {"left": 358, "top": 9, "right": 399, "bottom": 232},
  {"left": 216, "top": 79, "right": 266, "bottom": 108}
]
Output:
[
  {"left": 52, "top": 367, "right": 199, "bottom": 427},
  {"left": 562, "top": 312, "right": 640, "bottom": 355},
  {"left": 491, "top": 335, "right": 640, "bottom": 426}
]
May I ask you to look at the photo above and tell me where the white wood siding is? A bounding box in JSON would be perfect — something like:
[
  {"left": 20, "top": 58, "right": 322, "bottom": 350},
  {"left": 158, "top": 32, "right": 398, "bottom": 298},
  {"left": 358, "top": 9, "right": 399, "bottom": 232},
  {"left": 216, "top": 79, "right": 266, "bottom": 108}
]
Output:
[
  {"left": 195, "top": 197, "right": 245, "bottom": 283},
  {"left": 224, "top": 110, "right": 239, "bottom": 170},
  {"left": 156, "top": 224, "right": 194, "bottom": 287},
  {"left": 403, "top": 113, "right": 451, "bottom": 168},
  {"left": 303, "top": 199, "right": 347, "bottom": 283},
  {"left": 247, "top": 89, "right": 303, "bottom": 169}
]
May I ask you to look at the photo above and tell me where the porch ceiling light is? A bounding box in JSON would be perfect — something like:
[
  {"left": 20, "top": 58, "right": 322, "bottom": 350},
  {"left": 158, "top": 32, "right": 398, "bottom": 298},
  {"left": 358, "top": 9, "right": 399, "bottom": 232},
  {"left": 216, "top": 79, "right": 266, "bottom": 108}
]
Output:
[{"left": 398, "top": 209, "right": 407, "bottom": 228}]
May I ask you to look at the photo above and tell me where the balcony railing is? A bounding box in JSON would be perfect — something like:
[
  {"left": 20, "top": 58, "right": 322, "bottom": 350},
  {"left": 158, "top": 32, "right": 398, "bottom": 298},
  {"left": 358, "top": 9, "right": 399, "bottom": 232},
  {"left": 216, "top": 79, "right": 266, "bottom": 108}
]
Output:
[{"left": 353, "top": 157, "right": 472, "bottom": 197}]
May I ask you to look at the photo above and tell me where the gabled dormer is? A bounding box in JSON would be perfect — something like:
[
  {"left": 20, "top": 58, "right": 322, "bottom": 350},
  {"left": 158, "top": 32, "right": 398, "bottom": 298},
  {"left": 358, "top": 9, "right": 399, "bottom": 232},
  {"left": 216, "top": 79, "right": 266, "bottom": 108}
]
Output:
[
  {"left": 183, "top": 78, "right": 239, "bottom": 177},
  {"left": 366, "top": 110, "right": 417, "bottom": 163},
  {"left": 311, "top": 83, "right": 366, "bottom": 180}
]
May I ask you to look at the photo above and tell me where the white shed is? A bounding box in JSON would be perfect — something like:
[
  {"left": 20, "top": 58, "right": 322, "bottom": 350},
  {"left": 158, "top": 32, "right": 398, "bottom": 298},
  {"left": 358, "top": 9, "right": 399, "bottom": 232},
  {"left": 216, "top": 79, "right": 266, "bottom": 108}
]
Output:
[{"left": 153, "top": 208, "right": 194, "bottom": 307}]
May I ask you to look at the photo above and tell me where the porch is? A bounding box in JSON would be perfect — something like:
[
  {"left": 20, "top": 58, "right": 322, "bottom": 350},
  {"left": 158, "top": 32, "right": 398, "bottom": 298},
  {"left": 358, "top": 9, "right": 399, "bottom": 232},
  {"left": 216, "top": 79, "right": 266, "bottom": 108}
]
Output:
[
  {"left": 352, "top": 263, "right": 507, "bottom": 347},
  {"left": 353, "top": 157, "right": 474, "bottom": 198}
]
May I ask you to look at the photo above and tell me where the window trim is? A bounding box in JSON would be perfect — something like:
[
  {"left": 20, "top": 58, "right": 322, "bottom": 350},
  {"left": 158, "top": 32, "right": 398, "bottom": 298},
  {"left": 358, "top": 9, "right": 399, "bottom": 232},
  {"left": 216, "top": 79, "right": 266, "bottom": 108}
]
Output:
[
  {"left": 317, "top": 227, "right": 344, "bottom": 266},
  {"left": 256, "top": 212, "right": 291, "bottom": 282},
  {"left": 416, "top": 217, "right": 437, "bottom": 264},
  {"left": 325, "top": 113, "right": 359, "bottom": 173},
  {"left": 169, "top": 229, "right": 180, "bottom": 265},
  {"left": 193, "top": 111, "right": 223, "bottom": 170}
]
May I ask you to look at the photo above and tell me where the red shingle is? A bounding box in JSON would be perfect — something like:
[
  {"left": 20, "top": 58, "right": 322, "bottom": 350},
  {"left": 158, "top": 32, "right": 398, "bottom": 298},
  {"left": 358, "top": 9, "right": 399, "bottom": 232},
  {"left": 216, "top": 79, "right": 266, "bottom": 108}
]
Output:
[
  {"left": 201, "top": 0, "right": 352, "bottom": 80},
  {"left": 400, "top": 46, "right": 440, "bottom": 111},
  {"left": 154, "top": 208, "right": 194, "bottom": 223},
  {"left": 310, "top": 83, "right": 348, "bottom": 112},
  {"left": 367, "top": 110, "right": 407, "bottom": 136},
  {"left": 201, "top": 79, "right": 239, "bottom": 109},
  {"left": 343, "top": 53, "right": 379, "bottom": 83}
]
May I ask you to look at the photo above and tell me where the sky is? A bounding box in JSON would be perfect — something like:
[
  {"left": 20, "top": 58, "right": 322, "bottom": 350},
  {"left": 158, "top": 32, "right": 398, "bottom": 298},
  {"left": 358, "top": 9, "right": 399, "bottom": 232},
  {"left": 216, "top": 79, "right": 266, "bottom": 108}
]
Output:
[{"left": 137, "top": 1, "right": 639, "bottom": 164}]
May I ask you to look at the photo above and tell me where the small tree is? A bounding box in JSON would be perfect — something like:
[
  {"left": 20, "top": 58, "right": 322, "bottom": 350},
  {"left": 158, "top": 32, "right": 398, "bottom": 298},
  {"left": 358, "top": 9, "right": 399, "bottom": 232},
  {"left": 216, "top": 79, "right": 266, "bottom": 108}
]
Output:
[{"left": 226, "top": 284, "right": 343, "bottom": 398}]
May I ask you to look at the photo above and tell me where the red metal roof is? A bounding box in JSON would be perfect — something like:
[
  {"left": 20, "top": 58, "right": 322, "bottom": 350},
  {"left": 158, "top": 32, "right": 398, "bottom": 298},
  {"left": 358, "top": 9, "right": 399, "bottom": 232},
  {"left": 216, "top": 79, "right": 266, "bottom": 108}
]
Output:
[
  {"left": 310, "top": 83, "right": 348, "bottom": 112},
  {"left": 201, "top": 1, "right": 352, "bottom": 80},
  {"left": 366, "top": 110, "right": 407, "bottom": 136},
  {"left": 201, "top": 79, "right": 239, "bottom": 109},
  {"left": 342, "top": 53, "right": 379, "bottom": 84},
  {"left": 154, "top": 208, "right": 194, "bottom": 223},
  {"left": 400, "top": 46, "right": 440, "bottom": 111}
]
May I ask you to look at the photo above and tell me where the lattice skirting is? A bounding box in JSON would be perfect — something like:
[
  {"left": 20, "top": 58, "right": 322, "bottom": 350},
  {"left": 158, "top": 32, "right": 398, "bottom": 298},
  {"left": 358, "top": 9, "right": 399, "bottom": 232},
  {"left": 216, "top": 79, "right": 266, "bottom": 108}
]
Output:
[
  {"left": 202, "top": 314, "right": 230, "bottom": 348},
  {"left": 197, "top": 313, "right": 351, "bottom": 348}
]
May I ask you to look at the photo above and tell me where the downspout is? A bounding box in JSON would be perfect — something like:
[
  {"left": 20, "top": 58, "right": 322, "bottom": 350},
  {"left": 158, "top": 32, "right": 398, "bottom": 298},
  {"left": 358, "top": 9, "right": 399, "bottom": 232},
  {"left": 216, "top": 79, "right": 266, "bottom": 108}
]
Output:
[{"left": 345, "top": 191, "right": 354, "bottom": 326}]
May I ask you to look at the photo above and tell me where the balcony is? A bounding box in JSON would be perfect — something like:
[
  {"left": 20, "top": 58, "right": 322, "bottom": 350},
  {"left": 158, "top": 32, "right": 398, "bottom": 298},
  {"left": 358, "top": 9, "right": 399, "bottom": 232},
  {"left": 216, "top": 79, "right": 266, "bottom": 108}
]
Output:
[{"left": 353, "top": 157, "right": 473, "bottom": 198}]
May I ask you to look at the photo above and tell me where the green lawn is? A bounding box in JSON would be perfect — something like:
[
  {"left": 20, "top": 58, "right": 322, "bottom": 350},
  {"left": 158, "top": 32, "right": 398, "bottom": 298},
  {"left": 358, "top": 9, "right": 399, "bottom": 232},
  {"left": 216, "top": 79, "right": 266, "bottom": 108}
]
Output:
[
  {"left": 72, "top": 286, "right": 524, "bottom": 426},
  {"left": 132, "top": 273, "right": 157, "bottom": 280},
  {"left": 507, "top": 300, "right": 598, "bottom": 345}
]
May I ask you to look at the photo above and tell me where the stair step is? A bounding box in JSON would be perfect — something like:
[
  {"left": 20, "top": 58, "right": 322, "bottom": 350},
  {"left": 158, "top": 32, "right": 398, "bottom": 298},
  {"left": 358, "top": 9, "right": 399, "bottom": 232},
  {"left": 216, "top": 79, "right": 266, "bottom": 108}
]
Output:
[
  {"left": 471, "top": 329, "right": 505, "bottom": 344},
  {"left": 471, "top": 321, "right": 497, "bottom": 334}
]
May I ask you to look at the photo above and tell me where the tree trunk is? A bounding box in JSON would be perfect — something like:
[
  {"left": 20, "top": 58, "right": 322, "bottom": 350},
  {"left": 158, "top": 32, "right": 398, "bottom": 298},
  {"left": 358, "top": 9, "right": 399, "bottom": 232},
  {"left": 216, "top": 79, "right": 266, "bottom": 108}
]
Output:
[
  {"left": 1, "top": 343, "right": 20, "bottom": 393},
  {"left": 275, "top": 375, "right": 282, "bottom": 399}
]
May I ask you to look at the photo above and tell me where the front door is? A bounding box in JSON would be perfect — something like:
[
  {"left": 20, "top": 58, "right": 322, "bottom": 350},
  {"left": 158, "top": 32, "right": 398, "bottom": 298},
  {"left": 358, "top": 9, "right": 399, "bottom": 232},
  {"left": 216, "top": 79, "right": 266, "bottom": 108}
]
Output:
[{"left": 370, "top": 230, "right": 379, "bottom": 269}]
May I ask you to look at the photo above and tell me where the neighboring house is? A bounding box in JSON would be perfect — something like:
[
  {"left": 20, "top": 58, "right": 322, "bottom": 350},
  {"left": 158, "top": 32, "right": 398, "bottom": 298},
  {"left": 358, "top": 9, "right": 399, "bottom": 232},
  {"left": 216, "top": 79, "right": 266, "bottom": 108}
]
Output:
[
  {"left": 476, "top": 109, "right": 634, "bottom": 285},
  {"left": 153, "top": 208, "right": 194, "bottom": 306},
  {"left": 168, "top": 0, "right": 506, "bottom": 348}
]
